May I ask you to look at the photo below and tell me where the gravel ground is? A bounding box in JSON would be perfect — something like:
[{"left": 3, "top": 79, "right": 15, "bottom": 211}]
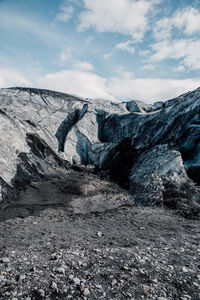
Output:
[{"left": 0, "top": 206, "right": 200, "bottom": 300}]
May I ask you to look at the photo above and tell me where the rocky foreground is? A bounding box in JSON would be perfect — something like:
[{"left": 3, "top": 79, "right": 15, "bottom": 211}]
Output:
[{"left": 0, "top": 206, "right": 200, "bottom": 300}]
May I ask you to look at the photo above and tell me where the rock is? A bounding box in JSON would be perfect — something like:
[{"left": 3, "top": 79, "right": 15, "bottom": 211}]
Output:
[
  {"left": 56, "top": 267, "right": 65, "bottom": 274},
  {"left": 111, "top": 279, "right": 117, "bottom": 286},
  {"left": 2, "top": 257, "right": 10, "bottom": 263},
  {"left": 38, "top": 289, "right": 45, "bottom": 297},
  {"left": 72, "top": 277, "right": 81, "bottom": 285},
  {"left": 20, "top": 275, "right": 26, "bottom": 280},
  {"left": 143, "top": 285, "right": 150, "bottom": 292},
  {"left": 51, "top": 281, "right": 58, "bottom": 290},
  {"left": 97, "top": 231, "right": 103, "bottom": 237},
  {"left": 80, "top": 282, "right": 85, "bottom": 291},
  {"left": 95, "top": 284, "right": 102, "bottom": 290},
  {"left": 197, "top": 274, "right": 200, "bottom": 280},
  {"left": 83, "top": 287, "right": 90, "bottom": 296},
  {"left": 123, "top": 264, "right": 129, "bottom": 270},
  {"left": 182, "top": 267, "right": 188, "bottom": 273}
]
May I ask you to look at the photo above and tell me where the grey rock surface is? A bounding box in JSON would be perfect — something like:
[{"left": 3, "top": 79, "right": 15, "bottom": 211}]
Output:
[
  {"left": 0, "top": 206, "right": 199, "bottom": 299},
  {"left": 0, "top": 87, "right": 200, "bottom": 217}
]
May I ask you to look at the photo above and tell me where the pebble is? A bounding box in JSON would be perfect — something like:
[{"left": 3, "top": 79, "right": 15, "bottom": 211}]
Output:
[
  {"left": 197, "top": 275, "right": 200, "bottom": 281},
  {"left": 51, "top": 281, "right": 58, "bottom": 290},
  {"left": 83, "top": 288, "right": 90, "bottom": 296},
  {"left": 72, "top": 277, "right": 81, "bottom": 285},
  {"left": 123, "top": 264, "right": 129, "bottom": 270},
  {"left": 143, "top": 285, "right": 150, "bottom": 292},
  {"left": 97, "top": 231, "right": 103, "bottom": 237},
  {"left": 39, "top": 289, "right": 45, "bottom": 297},
  {"left": 157, "top": 297, "right": 168, "bottom": 300},
  {"left": 20, "top": 275, "right": 26, "bottom": 280},
  {"left": 56, "top": 267, "right": 65, "bottom": 274},
  {"left": 95, "top": 284, "right": 102, "bottom": 290},
  {"left": 0, "top": 275, "right": 5, "bottom": 282},
  {"left": 111, "top": 279, "right": 117, "bottom": 286},
  {"left": 182, "top": 267, "right": 188, "bottom": 273},
  {"left": 2, "top": 257, "right": 10, "bottom": 263},
  {"left": 126, "top": 292, "right": 133, "bottom": 298}
]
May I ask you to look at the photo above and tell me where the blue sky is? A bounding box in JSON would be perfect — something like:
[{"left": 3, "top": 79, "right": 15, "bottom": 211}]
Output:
[{"left": 0, "top": 0, "right": 200, "bottom": 102}]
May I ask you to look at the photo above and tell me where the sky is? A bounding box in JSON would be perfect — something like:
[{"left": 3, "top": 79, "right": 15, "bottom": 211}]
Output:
[{"left": 0, "top": 0, "right": 200, "bottom": 103}]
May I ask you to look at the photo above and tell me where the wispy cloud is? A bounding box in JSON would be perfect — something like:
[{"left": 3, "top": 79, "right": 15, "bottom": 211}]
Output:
[
  {"left": 78, "top": 0, "right": 158, "bottom": 41},
  {"left": 115, "top": 40, "right": 135, "bottom": 54},
  {"left": 55, "top": 1, "right": 74, "bottom": 22},
  {"left": 59, "top": 47, "right": 73, "bottom": 63},
  {"left": 0, "top": 69, "right": 31, "bottom": 88},
  {"left": 150, "top": 39, "right": 200, "bottom": 70},
  {"left": 142, "top": 64, "right": 155, "bottom": 70},
  {"left": 154, "top": 6, "right": 200, "bottom": 41}
]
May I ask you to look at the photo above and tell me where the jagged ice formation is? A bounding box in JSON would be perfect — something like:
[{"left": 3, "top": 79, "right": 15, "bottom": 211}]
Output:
[{"left": 0, "top": 87, "right": 199, "bottom": 217}]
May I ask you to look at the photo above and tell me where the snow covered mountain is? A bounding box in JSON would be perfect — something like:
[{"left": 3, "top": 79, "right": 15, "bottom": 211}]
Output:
[{"left": 0, "top": 87, "right": 199, "bottom": 217}]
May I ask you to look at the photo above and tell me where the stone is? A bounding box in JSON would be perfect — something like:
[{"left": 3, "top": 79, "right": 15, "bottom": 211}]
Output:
[
  {"left": 56, "top": 267, "right": 65, "bottom": 274},
  {"left": 143, "top": 285, "right": 150, "bottom": 292},
  {"left": 95, "top": 284, "right": 102, "bottom": 290},
  {"left": 123, "top": 264, "right": 129, "bottom": 270},
  {"left": 51, "top": 281, "right": 58, "bottom": 290},
  {"left": 2, "top": 257, "right": 10, "bottom": 263},
  {"left": 72, "top": 277, "right": 80, "bottom": 285},
  {"left": 97, "top": 231, "right": 103, "bottom": 237},
  {"left": 39, "top": 289, "right": 45, "bottom": 297},
  {"left": 83, "top": 288, "right": 90, "bottom": 296},
  {"left": 111, "top": 279, "right": 117, "bottom": 286},
  {"left": 182, "top": 267, "right": 188, "bottom": 273}
]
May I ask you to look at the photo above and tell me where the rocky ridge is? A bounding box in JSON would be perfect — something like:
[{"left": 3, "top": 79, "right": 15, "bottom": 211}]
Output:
[{"left": 0, "top": 87, "right": 200, "bottom": 217}]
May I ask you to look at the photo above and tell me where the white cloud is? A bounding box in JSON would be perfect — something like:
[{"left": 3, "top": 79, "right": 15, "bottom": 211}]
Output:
[
  {"left": 150, "top": 39, "right": 200, "bottom": 70},
  {"left": 115, "top": 40, "right": 135, "bottom": 54},
  {"left": 37, "top": 67, "right": 200, "bottom": 103},
  {"left": 173, "top": 7, "right": 200, "bottom": 35},
  {"left": 153, "top": 17, "right": 172, "bottom": 41},
  {"left": 139, "top": 49, "right": 151, "bottom": 56},
  {"left": 0, "top": 69, "right": 31, "bottom": 88},
  {"left": 59, "top": 47, "right": 73, "bottom": 62},
  {"left": 55, "top": 2, "right": 74, "bottom": 22},
  {"left": 104, "top": 52, "right": 113, "bottom": 59},
  {"left": 73, "top": 61, "right": 94, "bottom": 71},
  {"left": 107, "top": 75, "right": 200, "bottom": 102},
  {"left": 38, "top": 69, "right": 114, "bottom": 100},
  {"left": 142, "top": 64, "right": 155, "bottom": 70},
  {"left": 115, "top": 65, "right": 135, "bottom": 79},
  {"left": 173, "top": 65, "right": 185, "bottom": 73},
  {"left": 78, "top": 0, "right": 156, "bottom": 41},
  {"left": 154, "top": 7, "right": 200, "bottom": 41}
]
